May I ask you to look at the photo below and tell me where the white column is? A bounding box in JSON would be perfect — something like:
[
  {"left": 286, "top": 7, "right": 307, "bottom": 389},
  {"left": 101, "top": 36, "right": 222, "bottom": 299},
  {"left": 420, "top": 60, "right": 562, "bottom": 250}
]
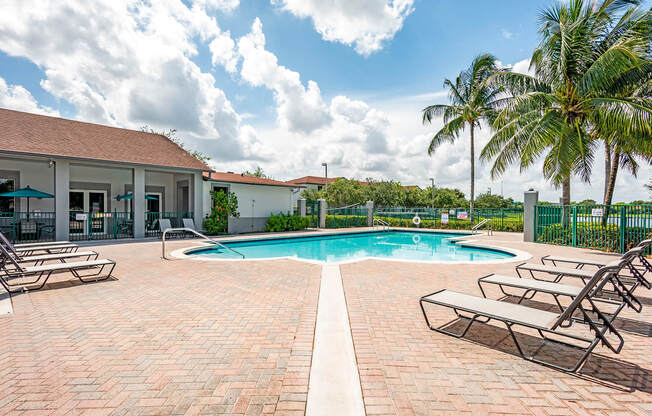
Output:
[
  {"left": 192, "top": 172, "right": 203, "bottom": 230},
  {"left": 523, "top": 189, "right": 539, "bottom": 242},
  {"left": 318, "top": 199, "right": 326, "bottom": 228},
  {"left": 54, "top": 159, "right": 70, "bottom": 241},
  {"left": 133, "top": 167, "right": 145, "bottom": 238},
  {"left": 365, "top": 200, "right": 374, "bottom": 227},
  {"left": 297, "top": 198, "right": 307, "bottom": 217}
]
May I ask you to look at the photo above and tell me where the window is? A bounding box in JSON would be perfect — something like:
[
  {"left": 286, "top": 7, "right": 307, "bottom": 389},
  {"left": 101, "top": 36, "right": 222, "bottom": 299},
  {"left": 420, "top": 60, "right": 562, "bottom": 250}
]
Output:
[
  {"left": 0, "top": 178, "right": 15, "bottom": 213},
  {"left": 146, "top": 193, "right": 161, "bottom": 213},
  {"left": 317, "top": 185, "right": 323, "bottom": 191},
  {"left": 211, "top": 186, "right": 229, "bottom": 207}
]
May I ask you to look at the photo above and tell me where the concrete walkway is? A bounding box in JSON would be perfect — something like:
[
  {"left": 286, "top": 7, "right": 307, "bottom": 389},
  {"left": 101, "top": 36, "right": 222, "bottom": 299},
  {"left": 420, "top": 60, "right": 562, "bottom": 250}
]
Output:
[{"left": 306, "top": 264, "right": 365, "bottom": 416}]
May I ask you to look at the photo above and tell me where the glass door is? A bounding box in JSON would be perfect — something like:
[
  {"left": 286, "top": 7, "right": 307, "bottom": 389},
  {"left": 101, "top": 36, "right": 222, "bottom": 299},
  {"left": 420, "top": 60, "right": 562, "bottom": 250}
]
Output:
[
  {"left": 69, "top": 190, "right": 107, "bottom": 235},
  {"left": 89, "top": 191, "right": 106, "bottom": 234},
  {"left": 69, "top": 191, "right": 85, "bottom": 234}
]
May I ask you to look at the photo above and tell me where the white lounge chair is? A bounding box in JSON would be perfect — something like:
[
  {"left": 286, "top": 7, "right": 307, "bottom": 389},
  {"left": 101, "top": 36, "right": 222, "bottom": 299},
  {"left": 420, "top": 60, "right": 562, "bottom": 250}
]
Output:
[
  {"left": 0, "top": 244, "right": 115, "bottom": 293},
  {"left": 420, "top": 259, "right": 628, "bottom": 373}
]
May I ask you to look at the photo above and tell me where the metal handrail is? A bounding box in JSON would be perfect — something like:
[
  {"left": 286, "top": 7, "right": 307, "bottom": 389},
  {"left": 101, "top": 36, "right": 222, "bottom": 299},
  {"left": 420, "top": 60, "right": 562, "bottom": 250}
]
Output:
[
  {"left": 162, "top": 228, "right": 245, "bottom": 260},
  {"left": 373, "top": 218, "right": 390, "bottom": 231},
  {"left": 471, "top": 219, "right": 492, "bottom": 235}
]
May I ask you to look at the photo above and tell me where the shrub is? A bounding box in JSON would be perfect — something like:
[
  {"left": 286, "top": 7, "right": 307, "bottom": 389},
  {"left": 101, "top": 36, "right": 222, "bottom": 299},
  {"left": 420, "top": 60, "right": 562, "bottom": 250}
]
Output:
[
  {"left": 204, "top": 191, "right": 239, "bottom": 235},
  {"left": 265, "top": 213, "right": 310, "bottom": 232},
  {"left": 536, "top": 224, "right": 652, "bottom": 252}
]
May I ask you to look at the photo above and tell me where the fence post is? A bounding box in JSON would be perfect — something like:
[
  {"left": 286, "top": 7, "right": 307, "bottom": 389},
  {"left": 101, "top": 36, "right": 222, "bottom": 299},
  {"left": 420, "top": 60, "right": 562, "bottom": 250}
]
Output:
[
  {"left": 318, "top": 199, "right": 326, "bottom": 228},
  {"left": 366, "top": 201, "right": 374, "bottom": 227},
  {"left": 297, "top": 199, "right": 307, "bottom": 217},
  {"left": 572, "top": 206, "right": 577, "bottom": 247},
  {"left": 620, "top": 205, "right": 626, "bottom": 253},
  {"left": 523, "top": 190, "right": 539, "bottom": 242}
]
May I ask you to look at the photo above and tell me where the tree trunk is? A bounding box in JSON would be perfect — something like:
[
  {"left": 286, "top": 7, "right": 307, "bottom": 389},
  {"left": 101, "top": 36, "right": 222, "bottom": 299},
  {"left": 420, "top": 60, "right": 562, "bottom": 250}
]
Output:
[
  {"left": 561, "top": 176, "right": 571, "bottom": 227},
  {"left": 604, "top": 147, "right": 620, "bottom": 206},
  {"left": 604, "top": 141, "right": 611, "bottom": 200},
  {"left": 469, "top": 123, "right": 475, "bottom": 221}
]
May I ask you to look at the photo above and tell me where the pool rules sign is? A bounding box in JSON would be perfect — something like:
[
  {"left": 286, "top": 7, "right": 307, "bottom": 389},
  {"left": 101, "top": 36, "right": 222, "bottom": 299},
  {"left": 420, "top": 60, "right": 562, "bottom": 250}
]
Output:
[{"left": 441, "top": 213, "right": 449, "bottom": 224}]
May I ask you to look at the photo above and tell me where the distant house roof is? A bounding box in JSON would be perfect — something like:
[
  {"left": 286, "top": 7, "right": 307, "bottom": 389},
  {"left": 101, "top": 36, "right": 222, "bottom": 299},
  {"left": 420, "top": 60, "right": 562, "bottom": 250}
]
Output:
[
  {"left": 286, "top": 176, "right": 342, "bottom": 185},
  {"left": 0, "top": 108, "right": 210, "bottom": 171},
  {"left": 205, "top": 171, "right": 298, "bottom": 188}
]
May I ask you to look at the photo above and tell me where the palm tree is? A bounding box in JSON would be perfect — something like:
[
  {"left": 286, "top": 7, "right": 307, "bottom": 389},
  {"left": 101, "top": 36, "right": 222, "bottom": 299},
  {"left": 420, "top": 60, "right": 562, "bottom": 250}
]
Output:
[
  {"left": 481, "top": 0, "right": 652, "bottom": 207},
  {"left": 422, "top": 54, "right": 501, "bottom": 218}
]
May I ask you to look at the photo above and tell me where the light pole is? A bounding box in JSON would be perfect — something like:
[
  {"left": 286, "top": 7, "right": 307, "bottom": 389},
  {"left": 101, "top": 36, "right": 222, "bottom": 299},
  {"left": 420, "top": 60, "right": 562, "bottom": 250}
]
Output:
[
  {"left": 430, "top": 178, "right": 435, "bottom": 207},
  {"left": 322, "top": 162, "right": 328, "bottom": 193}
]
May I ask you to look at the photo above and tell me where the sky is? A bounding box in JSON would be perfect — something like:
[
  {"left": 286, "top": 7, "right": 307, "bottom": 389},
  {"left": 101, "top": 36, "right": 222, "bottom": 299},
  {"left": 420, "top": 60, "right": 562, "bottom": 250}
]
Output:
[{"left": 0, "top": 0, "right": 650, "bottom": 203}]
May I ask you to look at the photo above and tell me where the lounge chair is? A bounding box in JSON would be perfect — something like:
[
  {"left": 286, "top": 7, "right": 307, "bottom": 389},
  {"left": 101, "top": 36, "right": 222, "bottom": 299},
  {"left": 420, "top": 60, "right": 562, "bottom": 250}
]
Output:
[
  {"left": 541, "top": 239, "right": 652, "bottom": 276},
  {"left": 182, "top": 218, "right": 196, "bottom": 231},
  {"left": 159, "top": 218, "right": 185, "bottom": 239},
  {"left": 517, "top": 246, "right": 650, "bottom": 289},
  {"left": 0, "top": 232, "right": 78, "bottom": 257},
  {"left": 478, "top": 247, "right": 644, "bottom": 316},
  {"left": 420, "top": 259, "right": 628, "bottom": 373},
  {"left": 0, "top": 244, "right": 115, "bottom": 293}
]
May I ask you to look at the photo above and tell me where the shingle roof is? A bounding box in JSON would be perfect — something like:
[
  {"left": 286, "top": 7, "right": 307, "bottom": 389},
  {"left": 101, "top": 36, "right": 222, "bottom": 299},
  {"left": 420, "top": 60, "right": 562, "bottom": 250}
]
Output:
[
  {"left": 286, "top": 176, "right": 341, "bottom": 185},
  {"left": 205, "top": 171, "right": 299, "bottom": 188},
  {"left": 0, "top": 108, "right": 210, "bottom": 171}
]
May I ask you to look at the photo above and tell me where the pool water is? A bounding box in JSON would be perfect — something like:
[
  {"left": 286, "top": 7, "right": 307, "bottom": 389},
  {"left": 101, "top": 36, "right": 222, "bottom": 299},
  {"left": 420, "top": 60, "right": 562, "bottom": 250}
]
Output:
[{"left": 188, "top": 231, "right": 514, "bottom": 263}]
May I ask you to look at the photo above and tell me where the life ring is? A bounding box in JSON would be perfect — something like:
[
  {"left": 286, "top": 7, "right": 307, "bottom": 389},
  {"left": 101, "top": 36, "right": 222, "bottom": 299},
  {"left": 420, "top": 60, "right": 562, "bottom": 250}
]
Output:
[
  {"left": 412, "top": 234, "right": 421, "bottom": 244},
  {"left": 412, "top": 215, "right": 421, "bottom": 226}
]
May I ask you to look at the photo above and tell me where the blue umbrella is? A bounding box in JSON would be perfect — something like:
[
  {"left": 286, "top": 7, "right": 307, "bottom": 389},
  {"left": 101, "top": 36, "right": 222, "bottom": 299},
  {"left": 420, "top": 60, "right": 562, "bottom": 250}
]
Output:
[{"left": 0, "top": 185, "right": 54, "bottom": 214}]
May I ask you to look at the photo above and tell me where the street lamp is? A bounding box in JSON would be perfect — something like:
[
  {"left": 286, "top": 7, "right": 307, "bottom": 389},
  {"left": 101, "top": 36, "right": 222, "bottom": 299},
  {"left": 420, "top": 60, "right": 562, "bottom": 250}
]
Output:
[
  {"left": 322, "top": 162, "right": 328, "bottom": 193},
  {"left": 430, "top": 178, "right": 435, "bottom": 207}
]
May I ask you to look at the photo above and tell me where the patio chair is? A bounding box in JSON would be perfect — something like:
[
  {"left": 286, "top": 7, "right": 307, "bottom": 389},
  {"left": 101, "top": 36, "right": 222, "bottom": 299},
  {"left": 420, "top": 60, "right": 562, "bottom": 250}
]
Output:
[
  {"left": 3, "top": 251, "right": 100, "bottom": 270},
  {"left": 517, "top": 246, "right": 650, "bottom": 292},
  {"left": 159, "top": 218, "right": 184, "bottom": 239},
  {"left": 0, "top": 244, "right": 115, "bottom": 294},
  {"left": 478, "top": 247, "right": 644, "bottom": 318},
  {"left": 420, "top": 259, "right": 628, "bottom": 373},
  {"left": 541, "top": 239, "right": 652, "bottom": 285},
  {"left": 0, "top": 232, "right": 78, "bottom": 257}
]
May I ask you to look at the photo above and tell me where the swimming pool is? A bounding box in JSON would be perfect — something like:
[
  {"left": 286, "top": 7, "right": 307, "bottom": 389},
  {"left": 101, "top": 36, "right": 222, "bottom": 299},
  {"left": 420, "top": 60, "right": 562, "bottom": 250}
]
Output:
[{"left": 185, "top": 231, "right": 518, "bottom": 264}]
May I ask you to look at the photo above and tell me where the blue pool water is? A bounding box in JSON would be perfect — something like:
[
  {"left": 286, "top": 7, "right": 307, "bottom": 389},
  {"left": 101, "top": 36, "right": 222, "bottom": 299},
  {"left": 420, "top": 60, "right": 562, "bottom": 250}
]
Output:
[{"left": 188, "top": 231, "right": 514, "bottom": 263}]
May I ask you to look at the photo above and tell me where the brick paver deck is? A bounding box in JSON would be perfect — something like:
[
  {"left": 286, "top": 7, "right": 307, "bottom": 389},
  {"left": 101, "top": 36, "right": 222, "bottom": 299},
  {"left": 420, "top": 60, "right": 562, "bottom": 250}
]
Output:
[
  {"left": 0, "top": 240, "right": 320, "bottom": 415},
  {"left": 1, "top": 231, "right": 651, "bottom": 415},
  {"left": 341, "top": 233, "right": 652, "bottom": 415}
]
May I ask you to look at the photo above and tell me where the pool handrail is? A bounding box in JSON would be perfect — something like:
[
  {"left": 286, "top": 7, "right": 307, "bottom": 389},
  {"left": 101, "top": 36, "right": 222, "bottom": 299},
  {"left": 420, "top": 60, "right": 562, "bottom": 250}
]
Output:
[
  {"left": 472, "top": 219, "right": 492, "bottom": 235},
  {"left": 162, "top": 228, "right": 245, "bottom": 260},
  {"left": 373, "top": 218, "right": 390, "bottom": 231}
]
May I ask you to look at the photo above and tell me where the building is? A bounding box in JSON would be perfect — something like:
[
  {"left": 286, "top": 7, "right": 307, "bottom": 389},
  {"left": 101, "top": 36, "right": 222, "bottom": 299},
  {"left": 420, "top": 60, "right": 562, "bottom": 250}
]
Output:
[
  {"left": 203, "top": 172, "right": 299, "bottom": 234},
  {"left": 286, "top": 176, "right": 341, "bottom": 206},
  {"left": 0, "top": 108, "right": 296, "bottom": 241}
]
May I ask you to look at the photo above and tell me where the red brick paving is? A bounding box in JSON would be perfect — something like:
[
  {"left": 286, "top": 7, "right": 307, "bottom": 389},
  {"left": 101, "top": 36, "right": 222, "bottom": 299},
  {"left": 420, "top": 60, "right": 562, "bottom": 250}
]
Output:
[
  {"left": 0, "top": 240, "right": 320, "bottom": 415},
  {"left": 1, "top": 232, "right": 651, "bottom": 415},
  {"left": 341, "top": 233, "right": 652, "bottom": 415}
]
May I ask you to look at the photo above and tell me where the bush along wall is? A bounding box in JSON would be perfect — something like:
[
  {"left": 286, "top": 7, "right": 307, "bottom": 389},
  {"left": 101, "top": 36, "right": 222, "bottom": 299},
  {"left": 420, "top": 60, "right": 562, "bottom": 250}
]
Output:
[{"left": 265, "top": 213, "right": 310, "bottom": 232}]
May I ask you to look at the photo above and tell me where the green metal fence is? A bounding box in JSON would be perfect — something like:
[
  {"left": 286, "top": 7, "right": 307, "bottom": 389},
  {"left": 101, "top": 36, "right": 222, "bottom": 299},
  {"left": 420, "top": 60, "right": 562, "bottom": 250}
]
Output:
[
  {"left": 145, "top": 212, "right": 194, "bottom": 237},
  {"left": 535, "top": 204, "right": 652, "bottom": 253},
  {"left": 306, "top": 200, "right": 319, "bottom": 228},
  {"left": 326, "top": 205, "right": 368, "bottom": 228},
  {"left": 0, "top": 211, "right": 57, "bottom": 243},
  {"left": 69, "top": 211, "right": 134, "bottom": 241},
  {"left": 373, "top": 207, "right": 523, "bottom": 232}
]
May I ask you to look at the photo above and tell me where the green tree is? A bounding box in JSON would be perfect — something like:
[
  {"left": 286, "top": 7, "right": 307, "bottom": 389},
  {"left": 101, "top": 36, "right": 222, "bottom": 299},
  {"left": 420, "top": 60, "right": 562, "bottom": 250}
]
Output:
[
  {"left": 481, "top": 0, "right": 652, "bottom": 208},
  {"left": 300, "top": 188, "right": 325, "bottom": 201},
  {"left": 422, "top": 53, "right": 501, "bottom": 219},
  {"left": 473, "top": 192, "right": 515, "bottom": 209},
  {"left": 203, "top": 190, "right": 239, "bottom": 235},
  {"left": 140, "top": 126, "right": 210, "bottom": 165},
  {"left": 242, "top": 166, "right": 270, "bottom": 179},
  {"left": 363, "top": 180, "right": 406, "bottom": 207},
  {"left": 324, "top": 178, "right": 366, "bottom": 207}
]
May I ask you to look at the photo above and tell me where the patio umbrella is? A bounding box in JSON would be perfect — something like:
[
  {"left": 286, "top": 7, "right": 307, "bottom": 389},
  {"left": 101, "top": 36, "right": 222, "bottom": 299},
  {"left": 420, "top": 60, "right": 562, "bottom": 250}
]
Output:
[
  {"left": 114, "top": 193, "right": 158, "bottom": 200},
  {"left": 0, "top": 185, "right": 54, "bottom": 214}
]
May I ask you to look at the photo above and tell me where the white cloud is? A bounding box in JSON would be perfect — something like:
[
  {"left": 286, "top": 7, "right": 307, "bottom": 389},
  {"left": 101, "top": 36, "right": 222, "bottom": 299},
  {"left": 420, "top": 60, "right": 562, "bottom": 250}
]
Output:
[
  {"left": 192, "top": 0, "right": 239, "bottom": 12},
  {"left": 0, "top": 77, "right": 59, "bottom": 117},
  {"left": 271, "top": 0, "right": 414, "bottom": 56},
  {"left": 501, "top": 28, "right": 513, "bottom": 39},
  {"left": 0, "top": 0, "right": 259, "bottom": 162},
  {"left": 237, "top": 18, "right": 332, "bottom": 134}
]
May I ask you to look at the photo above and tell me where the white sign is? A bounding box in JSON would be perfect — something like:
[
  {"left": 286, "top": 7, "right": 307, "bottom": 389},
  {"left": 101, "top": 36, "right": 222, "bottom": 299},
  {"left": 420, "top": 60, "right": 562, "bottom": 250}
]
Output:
[
  {"left": 75, "top": 213, "right": 88, "bottom": 221},
  {"left": 591, "top": 208, "right": 604, "bottom": 217},
  {"left": 449, "top": 209, "right": 455, "bottom": 215},
  {"left": 441, "top": 213, "right": 449, "bottom": 224}
]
